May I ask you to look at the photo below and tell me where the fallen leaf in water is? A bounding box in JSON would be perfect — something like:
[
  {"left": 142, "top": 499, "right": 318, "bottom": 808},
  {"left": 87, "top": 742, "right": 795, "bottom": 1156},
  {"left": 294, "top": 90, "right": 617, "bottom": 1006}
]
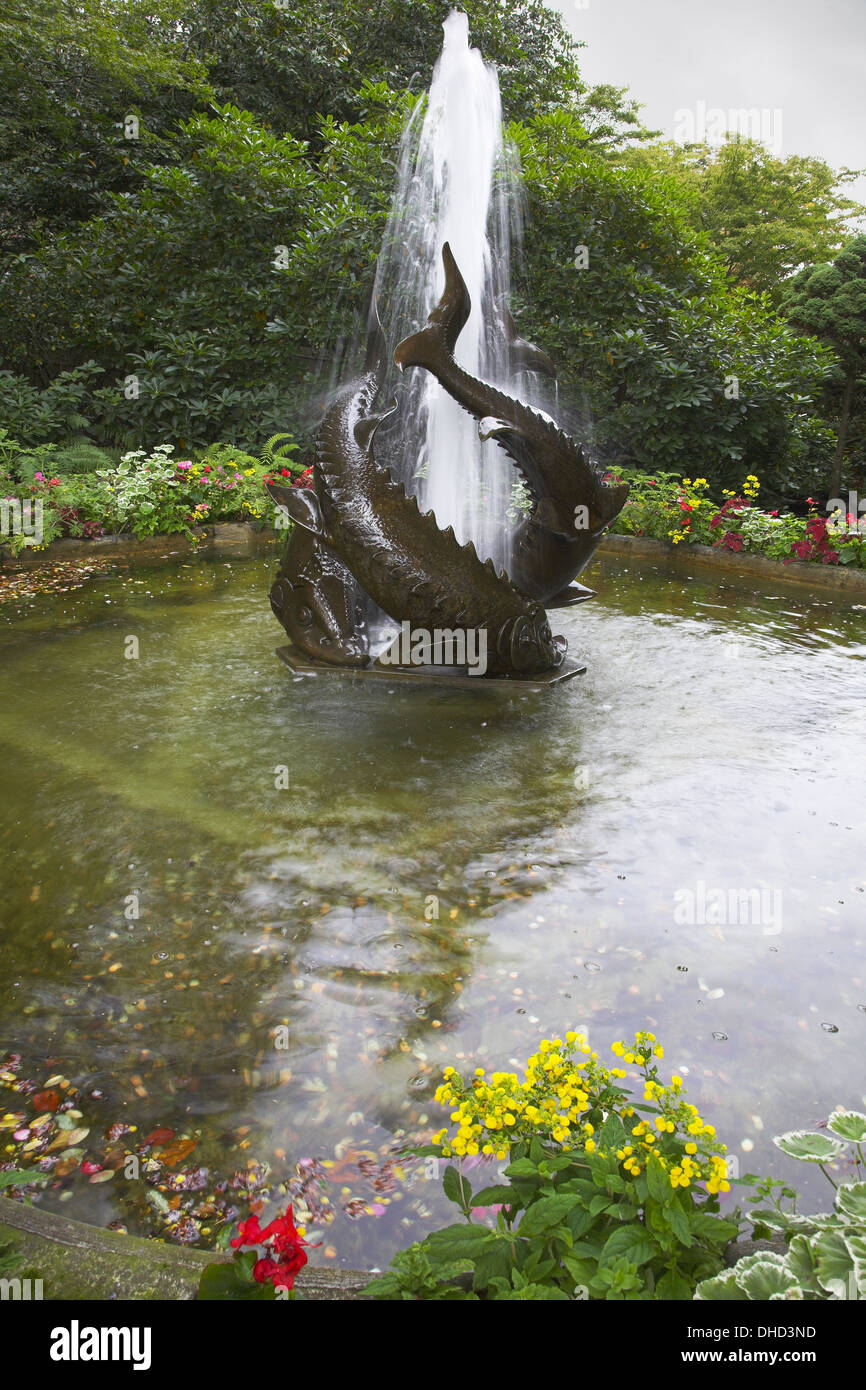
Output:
[
  {"left": 48, "top": 1126, "right": 89, "bottom": 1149},
  {"left": 145, "top": 1127, "right": 174, "bottom": 1146},
  {"left": 157, "top": 1137, "right": 197, "bottom": 1167},
  {"left": 33, "top": 1090, "right": 61, "bottom": 1113}
]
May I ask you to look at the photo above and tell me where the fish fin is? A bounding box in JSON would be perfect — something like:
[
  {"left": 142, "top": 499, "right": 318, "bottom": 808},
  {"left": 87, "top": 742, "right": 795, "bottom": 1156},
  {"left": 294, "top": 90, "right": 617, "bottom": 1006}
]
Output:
[
  {"left": 354, "top": 399, "right": 398, "bottom": 454},
  {"left": 266, "top": 482, "right": 327, "bottom": 536}
]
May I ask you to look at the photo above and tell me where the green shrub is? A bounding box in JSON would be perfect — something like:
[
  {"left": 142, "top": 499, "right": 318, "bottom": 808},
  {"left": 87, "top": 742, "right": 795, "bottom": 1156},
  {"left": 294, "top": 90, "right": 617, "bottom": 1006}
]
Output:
[{"left": 365, "top": 1031, "right": 738, "bottom": 1301}]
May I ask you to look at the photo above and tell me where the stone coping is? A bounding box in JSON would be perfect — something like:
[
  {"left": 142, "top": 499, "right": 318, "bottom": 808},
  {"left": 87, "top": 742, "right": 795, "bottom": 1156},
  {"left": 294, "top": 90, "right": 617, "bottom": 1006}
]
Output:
[
  {"left": 3, "top": 522, "right": 865, "bottom": 598},
  {"left": 0, "top": 1196, "right": 370, "bottom": 1301},
  {"left": 0, "top": 523, "right": 280, "bottom": 571},
  {"left": 597, "top": 533, "right": 866, "bottom": 596}
]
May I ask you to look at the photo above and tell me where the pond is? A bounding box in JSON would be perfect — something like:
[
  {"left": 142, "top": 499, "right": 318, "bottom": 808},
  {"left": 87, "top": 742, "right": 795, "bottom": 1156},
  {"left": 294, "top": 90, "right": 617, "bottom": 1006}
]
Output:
[{"left": 1, "top": 552, "right": 864, "bottom": 1269}]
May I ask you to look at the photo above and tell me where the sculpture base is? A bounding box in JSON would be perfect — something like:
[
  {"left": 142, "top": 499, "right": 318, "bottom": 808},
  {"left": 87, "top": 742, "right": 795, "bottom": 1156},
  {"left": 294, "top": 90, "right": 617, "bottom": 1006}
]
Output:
[{"left": 275, "top": 645, "right": 585, "bottom": 689}]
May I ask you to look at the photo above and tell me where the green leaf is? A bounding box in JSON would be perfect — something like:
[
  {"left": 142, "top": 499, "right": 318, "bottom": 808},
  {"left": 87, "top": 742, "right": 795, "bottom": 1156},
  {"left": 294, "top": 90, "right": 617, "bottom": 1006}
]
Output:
[
  {"left": 814, "top": 1229, "right": 859, "bottom": 1299},
  {"left": 664, "top": 1202, "right": 693, "bottom": 1247},
  {"left": 425, "top": 1223, "right": 492, "bottom": 1261},
  {"left": 0, "top": 1170, "right": 48, "bottom": 1189},
  {"left": 735, "top": 1253, "right": 800, "bottom": 1300},
  {"left": 655, "top": 1267, "right": 694, "bottom": 1300},
  {"left": 588, "top": 1194, "right": 613, "bottom": 1217},
  {"left": 197, "top": 1260, "right": 275, "bottom": 1301},
  {"left": 517, "top": 1194, "right": 579, "bottom": 1237},
  {"left": 646, "top": 1155, "right": 672, "bottom": 1204},
  {"left": 836, "top": 1182, "right": 866, "bottom": 1222},
  {"left": 773, "top": 1130, "right": 848, "bottom": 1163},
  {"left": 566, "top": 1205, "right": 596, "bottom": 1239},
  {"left": 785, "top": 1234, "right": 820, "bottom": 1292},
  {"left": 471, "top": 1238, "right": 514, "bottom": 1291},
  {"left": 599, "top": 1224, "right": 657, "bottom": 1269},
  {"left": 562, "top": 1253, "right": 596, "bottom": 1287},
  {"left": 504, "top": 1158, "right": 539, "bottom": 1180},
  {"left": 442, "top": 1165, "right": 472, "bottom": 1210},
  {"left": 826, "top": 1110, "right": 866, "bottom": 1144},
  {"left": 695, "top": 1269, "right": 748, "bottom": 1301},
  {"left": 689, "top": 1211, "right": 739, "bottom": 1242},
  {"left": 597, "top": 1113, "right": 627, "bottom": 1151},
  {"left": 470, "top": 1185, "right": 516, "bottom": 1208}
]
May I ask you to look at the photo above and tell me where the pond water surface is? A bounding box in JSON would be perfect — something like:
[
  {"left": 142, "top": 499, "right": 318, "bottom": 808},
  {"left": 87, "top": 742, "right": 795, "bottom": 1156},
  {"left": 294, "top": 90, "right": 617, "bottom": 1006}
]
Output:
[{"left": 1, "top": 553, "right": 864, "bottom": 1267}]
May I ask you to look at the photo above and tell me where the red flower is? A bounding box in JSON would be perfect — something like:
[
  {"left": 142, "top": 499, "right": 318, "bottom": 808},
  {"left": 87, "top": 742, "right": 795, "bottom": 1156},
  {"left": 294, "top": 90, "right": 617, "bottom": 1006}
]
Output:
[
  {"left": 231, "top": 1205, "right": 311, "bottom": 1291},
  {"left": 230, "top": 1215, "right": 263, "bottom": 1249},
  {"left": 292, "top": 466, "right": 315, "bottom": 491}
]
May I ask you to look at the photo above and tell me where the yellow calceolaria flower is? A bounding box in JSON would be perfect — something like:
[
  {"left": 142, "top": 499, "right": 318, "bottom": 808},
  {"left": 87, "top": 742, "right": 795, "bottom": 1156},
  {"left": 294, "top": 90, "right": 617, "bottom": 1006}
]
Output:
[{"left": 429, "top": 1029, "right": 730, "bottom": 1190}]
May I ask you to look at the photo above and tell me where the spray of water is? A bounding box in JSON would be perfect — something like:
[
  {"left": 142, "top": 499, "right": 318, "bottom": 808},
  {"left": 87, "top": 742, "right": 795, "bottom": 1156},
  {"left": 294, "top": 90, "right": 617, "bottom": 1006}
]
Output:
[{"left": 370, "top": 10, "right": 528, "bottom": 572}]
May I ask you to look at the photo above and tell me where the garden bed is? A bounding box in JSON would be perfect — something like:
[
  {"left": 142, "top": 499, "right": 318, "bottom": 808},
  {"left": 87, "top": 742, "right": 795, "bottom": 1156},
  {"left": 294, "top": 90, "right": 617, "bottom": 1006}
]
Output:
[{"left": 596, "top": 533, "right": 866, "bottom": 594}]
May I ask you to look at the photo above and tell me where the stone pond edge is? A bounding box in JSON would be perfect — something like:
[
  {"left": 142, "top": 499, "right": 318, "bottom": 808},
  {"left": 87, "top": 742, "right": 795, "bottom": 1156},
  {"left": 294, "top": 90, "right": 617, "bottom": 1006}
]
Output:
[
  {"left": 0, "top": 1195, "right": 371, "bottom": 1300},
  {"left": 4, "top": 524, "right": 866, "bottom": 596}
]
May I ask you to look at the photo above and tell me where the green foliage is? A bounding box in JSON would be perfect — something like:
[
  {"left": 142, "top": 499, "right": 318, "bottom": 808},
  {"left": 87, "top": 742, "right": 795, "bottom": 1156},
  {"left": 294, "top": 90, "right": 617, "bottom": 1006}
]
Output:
[
  {"left": 0, "top": 436, "right": 290, "bottom": 556},
  {"left": 0, "top": 0, "right": 211, "bottom": 250},
  {"left": 623, "top": 137, "right": 866, "bottom": 297},
  {"left": 698, "top": 1108, "right": 866, "bottom": 1301},
  {"left": 180, "top": 0, "right": 586, "bottom": 140},
  {"left": 781, "top": 235, "right": 866, "bottom": 493},
  {"left": 782, "top": 235, "right": 866, "bottom": 373},
  {"left": 0, "top": 364, "right": 104, "bottom": 446},
  {"left": 509, "top": 116, "right": 834, "bottom": 496}
]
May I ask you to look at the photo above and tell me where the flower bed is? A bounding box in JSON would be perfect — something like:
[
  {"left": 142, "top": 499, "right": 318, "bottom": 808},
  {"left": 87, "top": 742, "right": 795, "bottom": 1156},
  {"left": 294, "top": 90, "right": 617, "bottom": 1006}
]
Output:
[
  {"left": 608, "top": 470, "right": 866, "bottom": 569},
  {"left": 1, "top": 439, "right": 313, "bottom": 557}
]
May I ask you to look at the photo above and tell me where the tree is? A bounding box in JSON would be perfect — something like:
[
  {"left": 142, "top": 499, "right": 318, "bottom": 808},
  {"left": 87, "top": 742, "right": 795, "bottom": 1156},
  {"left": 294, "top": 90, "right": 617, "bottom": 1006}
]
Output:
[
  {"left": 781, "top": 235, "right": 866, "bottom": 495},
  {"left": 0, "top": 0, "right": 211, "bottom": 250},
  {"left": 623, "top": 137, "right": 865, "bottom": 297},
  {"left": 511, "top": 113, "right": 834, "bottom": 499}
]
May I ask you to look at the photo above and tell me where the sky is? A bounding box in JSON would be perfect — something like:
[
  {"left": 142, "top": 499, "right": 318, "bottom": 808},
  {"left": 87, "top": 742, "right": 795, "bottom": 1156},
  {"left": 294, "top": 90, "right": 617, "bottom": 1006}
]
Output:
[{"left": 550, "top": 0, "right": 866, "bottom": 205}]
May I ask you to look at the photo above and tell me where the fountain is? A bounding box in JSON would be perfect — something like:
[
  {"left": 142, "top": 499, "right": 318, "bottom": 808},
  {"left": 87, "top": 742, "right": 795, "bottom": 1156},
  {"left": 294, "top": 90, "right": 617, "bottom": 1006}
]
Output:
[{"left": 267, "top": 11, "right": 628, "bottom": 683}]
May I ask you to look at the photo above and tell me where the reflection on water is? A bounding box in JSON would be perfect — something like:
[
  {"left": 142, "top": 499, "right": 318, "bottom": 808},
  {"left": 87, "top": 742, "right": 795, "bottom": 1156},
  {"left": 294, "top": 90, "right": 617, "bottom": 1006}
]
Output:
[{"left": 0, "top": 555, "right": 864, "bottom": 1265}]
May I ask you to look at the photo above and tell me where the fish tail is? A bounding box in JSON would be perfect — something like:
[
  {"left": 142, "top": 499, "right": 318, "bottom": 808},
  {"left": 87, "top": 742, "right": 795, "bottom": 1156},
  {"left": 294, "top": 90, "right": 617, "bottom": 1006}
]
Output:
[{"left": 394, "top": 242, "right": 471, "bottom": 372}]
